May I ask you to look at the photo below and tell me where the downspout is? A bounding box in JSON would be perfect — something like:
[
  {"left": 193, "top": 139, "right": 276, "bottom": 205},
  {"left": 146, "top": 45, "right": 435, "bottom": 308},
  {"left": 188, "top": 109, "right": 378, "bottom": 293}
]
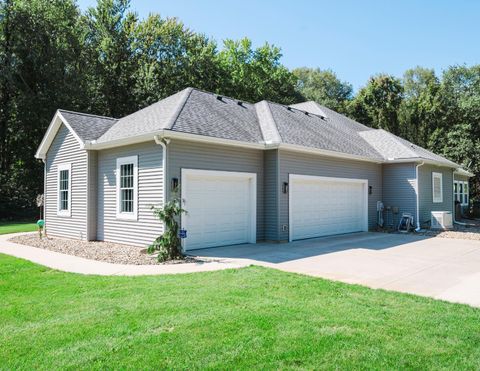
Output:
[
  {"left": 415, "top": 161, "right": 425, "bottom": 231},
  {"left": 154, "top": 134, "right": 170, "bottom": 207},
  {"left": 43, "top": 157, "right": 47, "bottom": 235}
]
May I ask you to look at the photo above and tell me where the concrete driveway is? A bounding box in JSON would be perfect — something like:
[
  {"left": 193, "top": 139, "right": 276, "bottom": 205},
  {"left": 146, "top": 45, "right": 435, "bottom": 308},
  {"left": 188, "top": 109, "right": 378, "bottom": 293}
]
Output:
[{"left": 194, "top": 232, "right": 480, "bottom": 307}]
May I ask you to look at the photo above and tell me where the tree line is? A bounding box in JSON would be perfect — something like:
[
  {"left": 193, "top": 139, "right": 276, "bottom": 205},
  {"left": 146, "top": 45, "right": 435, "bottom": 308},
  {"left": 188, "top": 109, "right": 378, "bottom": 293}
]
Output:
[{"left": 0, "top": 0, "right": 478, "bottom": 218}]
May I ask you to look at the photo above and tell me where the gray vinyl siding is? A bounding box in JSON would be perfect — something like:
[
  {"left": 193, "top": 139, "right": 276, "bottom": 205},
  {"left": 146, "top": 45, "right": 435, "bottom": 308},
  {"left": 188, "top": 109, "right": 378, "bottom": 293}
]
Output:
[
  {"left": 87, "top": 151, "right": 98, "bottom": 240},
  {"left": 97, "top": 141, "right": 164, "bottom": 246},
  {"left": 45, "top": 125, "right": 87, "bottom": 239},
  {"left": 278, "top": 150, "right": 382, "bottom": 240},
  {"left": 382, "top": 163, "right": 417, "bottom": 227},
  {"left": 418, "top": 164, "right": 453, "bottom": 226},
  {"left": 264, "top": 149, "right": 279, "bottom": 241},
  {"left": 167, "top": 139, "right": 265, "bottom": 241}
]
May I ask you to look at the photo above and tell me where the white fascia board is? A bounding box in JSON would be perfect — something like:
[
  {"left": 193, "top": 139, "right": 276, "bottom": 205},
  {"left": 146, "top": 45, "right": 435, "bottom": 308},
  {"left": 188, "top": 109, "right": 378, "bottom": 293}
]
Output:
[
  {"left": 85, "top": 132, "right": 157, "bottom": 150},
  {"left": 35, "top": 111, "right": 85, "bottom": 160},
  {"left": 454, "top": 168, "right": 475, "bottom": 177},
  {"left": 386, "top": 157, "right": 459, "bottom": 168},
  {"left": 88, "top": 130, "right": 265, "bottom": 151}
]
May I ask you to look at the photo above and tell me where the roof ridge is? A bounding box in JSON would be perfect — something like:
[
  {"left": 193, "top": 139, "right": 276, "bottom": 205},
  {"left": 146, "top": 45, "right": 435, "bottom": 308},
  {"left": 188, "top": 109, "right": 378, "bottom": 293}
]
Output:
[
  {"left": 58, "top": 109, "right": 117, "bottom": 121},
  {"left": 254, "top": 101, "right": 282, "bottom": 144},
  {"left": 167, "top": 87, "right": 194, "bottom": 130},
  {"left": 188, "top": 87, "right": 255, "bottom": 105}
]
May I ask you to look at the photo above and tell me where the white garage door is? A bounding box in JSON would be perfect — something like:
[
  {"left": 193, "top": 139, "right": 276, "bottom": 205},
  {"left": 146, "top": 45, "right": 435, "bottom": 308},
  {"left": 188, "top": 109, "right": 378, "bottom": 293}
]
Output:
[
  {"left": 181, "top": 169, "right": 257, "bottom": 250},
  {"left": 290, "top": 175, "right": 368, "bottom": 241}
]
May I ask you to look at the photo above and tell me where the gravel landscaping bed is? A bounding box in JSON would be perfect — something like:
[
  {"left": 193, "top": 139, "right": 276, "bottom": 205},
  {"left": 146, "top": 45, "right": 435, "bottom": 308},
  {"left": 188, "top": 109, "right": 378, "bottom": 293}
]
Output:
[
  {"left": 9, "top": 234, "right": 207, "bottom": 265},
  {"left": 423, "top": 220, "right": 480, "bottom": 241}
]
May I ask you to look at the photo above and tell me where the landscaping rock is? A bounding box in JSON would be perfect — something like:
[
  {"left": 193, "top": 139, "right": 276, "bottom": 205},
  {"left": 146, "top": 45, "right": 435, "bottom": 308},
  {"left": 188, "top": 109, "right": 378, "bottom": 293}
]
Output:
[{"left": 9, "top": 234, "right": 206, "bottom": 265}]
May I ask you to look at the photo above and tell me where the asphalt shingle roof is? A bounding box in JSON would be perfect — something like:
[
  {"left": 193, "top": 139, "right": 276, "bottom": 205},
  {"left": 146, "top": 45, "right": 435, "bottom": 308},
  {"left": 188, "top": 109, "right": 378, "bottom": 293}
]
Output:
[
  {"left": 56, "top": 88, "right": 460, "bottom": 168},
  {"left": 58, "top": 110, "right": 117, "bottom": 141},
  {"left": 267, "top": 102, "right": 383, "bottom": 159},
  {"left": 171, "top": 89, "right": 264, "bottom": 143}
]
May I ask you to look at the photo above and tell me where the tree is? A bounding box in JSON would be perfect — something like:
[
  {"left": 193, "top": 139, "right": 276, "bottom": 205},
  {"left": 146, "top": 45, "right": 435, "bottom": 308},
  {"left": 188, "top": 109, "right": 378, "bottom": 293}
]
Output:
[
  {"left": 217, "top": 38, "right": 298, "bottom": 104},
  {"left": 292, "top": 67, "right": 353, "bottom": 112},
  {"left": 398, "top": 67, "right": 442, "bottom": 146},
  {"left": 348, "top": 74, "right": 404, "bottom": 135},
  {"left": 432, "top": 65, "right": 480, "bottom": 200},
  {"left": 83, "top": 0, "right": 138, "bottom": 117},
  {"left": 0, "top": 0, "right": 87, "bottom": 218},
  {"left": 132, "top": 15, "right": 219, "bottom": 108}
]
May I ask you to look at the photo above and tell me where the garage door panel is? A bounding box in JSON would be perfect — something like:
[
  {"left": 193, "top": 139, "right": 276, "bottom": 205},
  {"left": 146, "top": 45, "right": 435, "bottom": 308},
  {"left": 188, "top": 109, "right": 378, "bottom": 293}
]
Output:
[
  {"left": 290, "top": 176, "right": 367, "bottom": 241},
  {"left": 182, "top": 170, "right": 256, "bottom": 250}
]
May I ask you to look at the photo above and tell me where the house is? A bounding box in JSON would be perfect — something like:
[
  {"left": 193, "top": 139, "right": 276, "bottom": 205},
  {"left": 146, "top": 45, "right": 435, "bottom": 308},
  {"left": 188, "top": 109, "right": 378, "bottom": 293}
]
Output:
[{"left": 35, "top": 88, "right": 473, "bottom": 250}]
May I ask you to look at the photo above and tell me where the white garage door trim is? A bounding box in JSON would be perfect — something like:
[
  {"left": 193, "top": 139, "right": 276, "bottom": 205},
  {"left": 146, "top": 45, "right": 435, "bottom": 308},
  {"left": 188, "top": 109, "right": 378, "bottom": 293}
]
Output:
[
  {"left": 288, "top": 174, "right": 368, "bottom": 242},
  {"left": 181, "top": 169, "right": 257, "bottom": 251}
]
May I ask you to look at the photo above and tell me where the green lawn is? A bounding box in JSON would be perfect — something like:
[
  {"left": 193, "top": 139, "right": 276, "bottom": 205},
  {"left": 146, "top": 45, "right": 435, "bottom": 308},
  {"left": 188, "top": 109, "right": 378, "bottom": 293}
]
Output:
[
  {"left": 1, "top": 254, "right": 479, "bottom": 369},
  {"left": 0, "top": 221, "right": 37, "bottom": 235}
]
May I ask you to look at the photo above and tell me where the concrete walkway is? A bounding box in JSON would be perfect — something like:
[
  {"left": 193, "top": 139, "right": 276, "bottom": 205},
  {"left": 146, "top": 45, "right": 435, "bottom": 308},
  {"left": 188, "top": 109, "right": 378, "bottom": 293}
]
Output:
[
  {"left": 2, "top": 232, "right": 480, "bottom": 308},
  {"left": 0, "top": 233, "right": 251, "bottom": 276}
]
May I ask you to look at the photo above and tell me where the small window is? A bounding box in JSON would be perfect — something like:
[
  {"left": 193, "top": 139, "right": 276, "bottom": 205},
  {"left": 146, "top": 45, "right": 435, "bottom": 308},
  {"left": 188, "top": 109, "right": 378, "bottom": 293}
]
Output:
[
  {"left": 57, "top": 163, "right": 71, "bottom": 216},
  {"left": 464, "top": 182, "right": 469, "bottom": 205},
  {"left": 432, "top": 172, "right": 443, "bottom": 203},
  {"left": 116, "top": 156, "right": 138, "bottom": 220}
]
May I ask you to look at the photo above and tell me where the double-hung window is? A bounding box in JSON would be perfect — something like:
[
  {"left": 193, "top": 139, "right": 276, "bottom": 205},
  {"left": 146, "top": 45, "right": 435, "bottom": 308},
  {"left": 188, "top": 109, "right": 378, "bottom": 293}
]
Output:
[
  {"left": 57, "top": 163, "right": 72, "bottom": 216},
  {"left": 454, "top": 180, "right": 469, "bottom": 205},
  {"left": 432, "top": 172, "right": 443, "bottom": 203},
  {"left": 116, "top": 156, "right": 138, "bottom": 220}
]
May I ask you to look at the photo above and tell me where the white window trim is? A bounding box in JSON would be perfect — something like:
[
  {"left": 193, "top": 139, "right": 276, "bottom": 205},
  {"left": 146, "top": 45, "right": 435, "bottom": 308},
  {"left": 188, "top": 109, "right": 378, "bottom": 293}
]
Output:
[
  {"left": 454, "top": 180, "right": 469, "bottom": 206},
  {"left": 116, "top": 155, "right": 138, "bottom": 220},
  {"left": 432, "top": 172, "right": 443, "bottom": 203},
  {"left": 57, "top": 163, "right": 72, "bottom": 217}
]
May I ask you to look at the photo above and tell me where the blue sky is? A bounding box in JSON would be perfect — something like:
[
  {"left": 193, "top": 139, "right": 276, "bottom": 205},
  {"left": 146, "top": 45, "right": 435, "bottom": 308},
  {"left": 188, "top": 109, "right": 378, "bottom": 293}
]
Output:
[{"left": 77, "top": 0, "right": 480, "bottom": 90}]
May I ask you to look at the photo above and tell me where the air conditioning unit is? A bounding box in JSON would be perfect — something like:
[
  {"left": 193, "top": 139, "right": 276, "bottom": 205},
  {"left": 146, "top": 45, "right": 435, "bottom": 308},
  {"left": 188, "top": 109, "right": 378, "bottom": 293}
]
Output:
[{"left": 431, "top": 211, "right": 453, "bottom": 230}]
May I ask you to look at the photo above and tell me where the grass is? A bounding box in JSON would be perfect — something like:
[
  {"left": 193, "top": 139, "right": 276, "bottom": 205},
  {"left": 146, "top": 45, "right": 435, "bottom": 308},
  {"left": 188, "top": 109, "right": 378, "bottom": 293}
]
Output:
[
  {"left": 0, "top": 221, "right": 37, "bottom": 235},
  {"left": 1, "top": 254, "right": 479, "bottom": 369}
]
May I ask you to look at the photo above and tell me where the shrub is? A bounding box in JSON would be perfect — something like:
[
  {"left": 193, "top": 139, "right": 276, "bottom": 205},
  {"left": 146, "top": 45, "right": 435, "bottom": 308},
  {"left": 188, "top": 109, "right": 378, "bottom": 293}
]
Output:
[{"left": 148, "top": 196, "right": 186, "bottom": 262}]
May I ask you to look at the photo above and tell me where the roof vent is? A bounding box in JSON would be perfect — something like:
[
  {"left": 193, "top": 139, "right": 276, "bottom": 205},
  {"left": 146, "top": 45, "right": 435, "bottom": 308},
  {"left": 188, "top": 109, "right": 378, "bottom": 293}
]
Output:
[
  {"left": 304, "top": 111, "right": 309, "bottom": 116},
  {"left": 237, "top": 101, "right": 243, "bottom": 106},
  {"left": 216, "top": 95, "right": 223, "bottom": 101},
  {"left": 286, "top": 106, "right": 293, "bottom": 111}
]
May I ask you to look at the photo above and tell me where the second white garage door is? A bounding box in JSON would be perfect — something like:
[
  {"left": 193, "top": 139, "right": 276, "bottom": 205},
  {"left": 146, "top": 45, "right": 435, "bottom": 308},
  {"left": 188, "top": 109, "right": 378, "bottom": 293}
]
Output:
[
  {"left": 289, "top": 174, "right": 368, "bottom": 241},
  {"left": 181, "top": 169, "right": 257, "bottom": 250}
]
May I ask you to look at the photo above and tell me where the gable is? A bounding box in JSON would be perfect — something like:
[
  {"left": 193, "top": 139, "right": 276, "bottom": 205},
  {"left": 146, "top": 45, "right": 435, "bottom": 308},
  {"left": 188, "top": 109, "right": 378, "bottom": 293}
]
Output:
[{"left": 35, "top": 111, "right": 84, "bottom": 160}]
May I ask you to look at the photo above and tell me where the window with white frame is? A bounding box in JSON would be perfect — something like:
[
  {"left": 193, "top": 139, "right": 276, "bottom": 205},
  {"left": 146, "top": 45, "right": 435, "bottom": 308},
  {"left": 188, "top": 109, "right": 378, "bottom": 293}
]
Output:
[
  {"left": 57, "top": 163, "right": 71, "bottom": 216},
  {"left": 454, "top": 180, "right": 469, "bottom": 205},
  {"left": 116, "top": 155, "right": 138, "bottom": 220},
  {"left": 432, "top": 172, "right": 443, "bottom": 203}
]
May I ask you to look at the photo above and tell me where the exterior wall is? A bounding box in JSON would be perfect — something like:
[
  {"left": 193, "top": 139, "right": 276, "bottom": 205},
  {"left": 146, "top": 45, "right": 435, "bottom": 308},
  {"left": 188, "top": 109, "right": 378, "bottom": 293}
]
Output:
[
  {"left": 278, "top": 150, "right": 383, "bottom": 241},
  {"left": 97, "top": 141, "right": 164, "bottom": 246},
  {"left": 382, "top": 163, "right": 417, "bottom": 227},
  {"left": 418, "top": 164, "right": 454, "bottom": 226},
  {"left": 87, "top": 151, "right": 97, "bottom": 240},
  {"left": 264, "top": 149, "right": 279, "bottom": 241},
  {"left": 167, "top": 139, "right": 265, "bottom": 241},
  {"left": 45, "top": 125, "right": 87, "bottom": 239}
]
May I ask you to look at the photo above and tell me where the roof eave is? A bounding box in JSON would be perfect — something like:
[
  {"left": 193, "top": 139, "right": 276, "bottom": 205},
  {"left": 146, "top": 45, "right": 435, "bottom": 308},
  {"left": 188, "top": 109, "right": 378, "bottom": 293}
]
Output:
[
  {"left": 35, "top": 110, "right": 85, "bottom": 160},
  {"left": 88, "top": 129, "right": 266, "bottom": 151},
  {"left": 454, "top": 168, "right": 475, "bottom": 177}
]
